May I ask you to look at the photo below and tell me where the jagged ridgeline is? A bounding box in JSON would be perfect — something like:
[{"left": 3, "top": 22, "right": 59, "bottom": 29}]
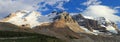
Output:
[{"left": 0, "top": 10, "right": 120, "bottom": 42}]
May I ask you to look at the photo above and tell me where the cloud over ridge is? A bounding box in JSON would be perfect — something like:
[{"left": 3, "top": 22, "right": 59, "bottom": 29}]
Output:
[{"left": 82, "top": 5, "right": 120, "bottom": 23}]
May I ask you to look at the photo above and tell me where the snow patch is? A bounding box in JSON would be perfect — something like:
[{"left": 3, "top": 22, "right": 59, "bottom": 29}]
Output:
[
  {"left": 100, "top": 25, "right": 106, "bottom": 27},
  {"left": 83, "top": 16, "right": 94, "bottom": 19},
  {"left": 80, "top": 26, "right": 100, "bottom": 35},
  {"left": 80, "top": 26, "right": 91, "bottom": 32},
  {"left": 106, "top": 25, "right": 118, "bottom": 34}
]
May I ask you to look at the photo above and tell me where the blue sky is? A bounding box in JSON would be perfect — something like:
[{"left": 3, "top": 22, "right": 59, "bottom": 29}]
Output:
[
  {"left": 0, "top": 0, "right": 120, "bottom": 27},
  {"left": 37, "top": 0, "right": 120, "bottom": 27},
  {"left": 37, "top": 0, "right": 120, "bottom": 16},
  {"left": 0, "top": 0, "right": 120, "bottom": 17}
]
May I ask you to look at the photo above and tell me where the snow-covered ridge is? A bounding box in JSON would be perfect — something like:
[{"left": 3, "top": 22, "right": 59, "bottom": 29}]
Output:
[
  {"left": 72, "top": 14, "right": 118, "bottom": 34},
  {"left": 94, "top": 17, "right": 118, "bottom": 34},
  {"left": 2, "top": 10, "right": 58, "bottom": 28}
]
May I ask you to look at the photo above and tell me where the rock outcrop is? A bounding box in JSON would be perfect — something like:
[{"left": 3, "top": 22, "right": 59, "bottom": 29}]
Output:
[{"left": 53, "top": 12, "right": 85, "bottom": 33}]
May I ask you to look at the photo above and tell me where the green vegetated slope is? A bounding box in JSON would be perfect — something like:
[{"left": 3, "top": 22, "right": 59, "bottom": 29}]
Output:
[
  {"left": 0, "top": 22, "right": 120, "bottom": 42},
  {"left": 0, "top": 31, "right": 65, "bottom": 42},
  {"left": 71, "top": 33, "right": 120, "bottom": 42},
  {"left": 0, "top": 22, "right": 65, "bottom": 42}
]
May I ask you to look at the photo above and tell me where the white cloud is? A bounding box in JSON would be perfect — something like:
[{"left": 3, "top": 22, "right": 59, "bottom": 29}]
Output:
[
  {"left": 0, "top": 0, "right": 42, "bottom": 17},
  {"left": 40, "top": 7, "right": 49, "bottom": 11},
  {"left": 41, "top": 0, "right": 70, "bottom": 10},
  {"left": 41, "top": 0, "right": 69, "bottom": 6},
  {"left": 56, "top": 2, "right": 65, "bottom": 10},
  {"left": 82, "top": 5, "right": 120, "bottom": 23},
  {"left": 0, "top": 0, "right": 70, "bottom": 18},
  {"left": 82, "top": 0, "right": 102, "bottom": 6},
  {"left": 70, "top": 13, "right": 79, "bottom": 15},
  {"left": 76, "top": 8, "right": 84, "bottom": 11},
  {"left": 114, "top": 6, "right": 120, "bottom": 9}
]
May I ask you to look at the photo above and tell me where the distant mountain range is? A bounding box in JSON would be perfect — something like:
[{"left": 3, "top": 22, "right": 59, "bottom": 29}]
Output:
[{"left": 0, "top": 10, "right": 120, "bottom": 42}]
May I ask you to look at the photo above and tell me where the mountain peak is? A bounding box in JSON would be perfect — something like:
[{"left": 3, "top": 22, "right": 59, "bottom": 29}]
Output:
[
  {"left": 59, "top": 12, "right": 75, "bottom": 23},
  {"left": 1, "top": 10, "right": 119, "bottom": 35},
  {"left": 2, "top": 10, "right": 42, "bottom": 28}
]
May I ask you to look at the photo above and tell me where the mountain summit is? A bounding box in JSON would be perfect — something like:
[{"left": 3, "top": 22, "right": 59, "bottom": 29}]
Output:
[
  {"left": 1, "top": 10, "right": 120, "bottom": 35},
  {"left": 0, "top": 10, "right": 120, "bottom": 42},
  {"left": 2, "top": 10, "right": 57, "bottom": 28}
]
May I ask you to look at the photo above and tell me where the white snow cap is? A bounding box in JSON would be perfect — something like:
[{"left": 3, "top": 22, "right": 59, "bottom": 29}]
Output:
[{"left": 2, "top": 10, "right": 57, "bottom": 28}]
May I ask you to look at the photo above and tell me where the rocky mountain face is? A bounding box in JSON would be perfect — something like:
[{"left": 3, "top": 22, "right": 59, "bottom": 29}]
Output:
[
  {"left": 72, "top": 14, "right": 119, "bottom": 35},
  {"left": 1, "top": 10, "right": 119, "bottom": 34},
  {"left": 0, "top": 10, "right": 120, "bottom": 42},
  {"left": 33, "top": 12, "right": 86, "bottom": 42},
  {"left": 53, "top": 12, "right": 85, "bottom": 33}
]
